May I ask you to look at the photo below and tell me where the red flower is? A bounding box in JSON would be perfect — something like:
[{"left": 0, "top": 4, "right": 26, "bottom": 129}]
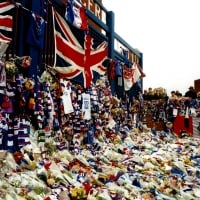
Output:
[
  {"left": 44, "top": 162, "right": 52, "bottom": 170},
  {"left": 44, "top": 197, "right": 51, "bottom": 200}
]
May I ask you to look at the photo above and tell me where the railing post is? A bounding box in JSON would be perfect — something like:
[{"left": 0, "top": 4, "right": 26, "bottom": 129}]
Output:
[
  {"left": 106, "top": 11, "right": 115, "bottom": 59},
  {"left": 139, "top": 52, "right": 143, "bottom": 90}
]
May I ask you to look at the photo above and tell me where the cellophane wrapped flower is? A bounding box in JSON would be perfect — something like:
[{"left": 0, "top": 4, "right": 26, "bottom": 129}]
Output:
[
  {"left": 5, "top": 59, "right": 18, "bottom": 79},
  {"left": 69, "top": 186, "right": 87, "bottom": 200}
]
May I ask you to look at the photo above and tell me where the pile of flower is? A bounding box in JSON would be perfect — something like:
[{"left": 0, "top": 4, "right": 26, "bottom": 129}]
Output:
[{"left": 1, "top": 126, "right": 200, "bottom": 200}]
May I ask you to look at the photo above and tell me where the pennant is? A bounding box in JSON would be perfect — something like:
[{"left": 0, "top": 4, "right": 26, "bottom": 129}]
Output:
[
  {"left": 65, "top": 0, "right": 88, "bottom": 30},
  {"left": 52, "top": 8, "right": 108, "bottom": 88}
]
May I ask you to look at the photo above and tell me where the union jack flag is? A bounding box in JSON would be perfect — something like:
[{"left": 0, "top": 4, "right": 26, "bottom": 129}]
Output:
[
  {"left": 0, "top": 1, "right": 14, "bottom": 56},
  {"left": 0, "top": 1, "right": 14, "bottom": 38},
  {"left": 52, "top": 8, "right": 108, "bottom": 88}
]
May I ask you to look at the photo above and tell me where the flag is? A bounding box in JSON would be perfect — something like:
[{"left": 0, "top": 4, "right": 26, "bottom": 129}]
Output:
[
  {"left": 0, "top": 1, "right": 15, "bottom": 57},
  {"left": 52, "top": 8, "right": 108, "bottom": 88},
  {"left": 0, "top": 1, "right": 14, "bottom": 32},
  {"left": 123, "top": 65, "right": 134, "bottom": 91},
  {"left": 121, "top": 48, "right": 131, "bottom": 90},
  {"left": 65, "top": 0, "right": 88, "bottom": 30},
  {"left": 123, "top": 63, "right": 145, "bottom": 91},
  {"left": 26, "top": 12, "right": 46, "bottom": 50},
  {"left": 133, "top": 62, "right": 146, "bottom": 82}
]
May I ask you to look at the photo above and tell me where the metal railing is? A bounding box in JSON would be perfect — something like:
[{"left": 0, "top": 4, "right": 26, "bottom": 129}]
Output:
[{"left": 4, "top": 0, "right": 143, "bottom": 80}]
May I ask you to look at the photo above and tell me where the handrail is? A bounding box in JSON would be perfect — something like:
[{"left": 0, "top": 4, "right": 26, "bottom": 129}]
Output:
[
  {"left": 86, "top": 0, "right": 142, "bottom": 63},
  {"left": 114, "top": 32, "right": 141, "bottom": 58}
]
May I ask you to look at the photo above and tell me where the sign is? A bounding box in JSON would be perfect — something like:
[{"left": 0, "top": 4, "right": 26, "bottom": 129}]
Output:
[{"left": 80, "top": 0, "right": 102, "bottom": 19}]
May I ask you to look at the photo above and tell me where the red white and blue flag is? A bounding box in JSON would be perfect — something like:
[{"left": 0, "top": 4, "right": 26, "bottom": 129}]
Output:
[
  {"left": 65, "top": 0, "right": 88, "bottom": 31},
  {"left": 0, "top": 1, "right": 14, "bottom": 57},
  {"left": 52, "top": 8, "right": 108, "bottom": 88},
  {"left": 0, "top": 1, "right": 14, "bottom": 33},
  {"left": 123, "top": 63, "right": 146, "bottom": 91},
  {"left": 123, "top": 64, "right": 134, "bottom": 91}
]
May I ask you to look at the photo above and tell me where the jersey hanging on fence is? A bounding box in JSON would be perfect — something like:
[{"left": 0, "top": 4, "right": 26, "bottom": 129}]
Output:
[
  {"left": 52, "top": 8, "right": 108, "bottom": 88},
  {"left": 60, "top": 79, "right": 74, "bottom": 114},
  {"left": 81, "top": 93, "right": 91, "bottom": 120}
]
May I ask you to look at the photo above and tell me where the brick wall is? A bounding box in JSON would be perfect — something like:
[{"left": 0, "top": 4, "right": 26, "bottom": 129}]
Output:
[{"left": 194, "top": 79, "right": 200, "bottom": 92}]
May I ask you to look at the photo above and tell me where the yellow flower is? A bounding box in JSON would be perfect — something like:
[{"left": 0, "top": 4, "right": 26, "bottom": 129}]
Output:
[
  {"left": 70, "top": 188, "right": 77, "bottom": 197},
  {"left": 70, "top": 187, "right": 87, "bottom": 199}
]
